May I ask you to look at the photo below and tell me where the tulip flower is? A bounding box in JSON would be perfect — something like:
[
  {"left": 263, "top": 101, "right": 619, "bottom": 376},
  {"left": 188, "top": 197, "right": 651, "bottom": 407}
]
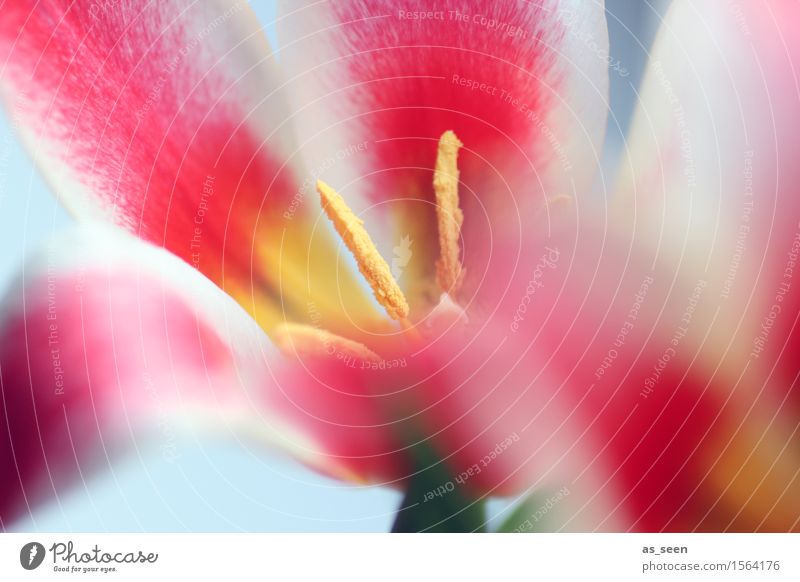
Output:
[{"left": 1, "top": 0, "right": 799, "bottom": 532}]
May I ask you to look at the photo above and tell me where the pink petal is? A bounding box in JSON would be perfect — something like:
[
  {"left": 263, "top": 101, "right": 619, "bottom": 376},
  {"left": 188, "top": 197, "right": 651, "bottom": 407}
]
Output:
[
  {"left": 276, "top": 0, "right": 609, "bottom": 304},
  {"left": 0, "top": 227, "right": 285, "bottom": 526},
  {"left": 0, "top": 1, "right": 374, "bottom": 327},
  {"left": 497, "top": 217, "right": 800, "bottom": 531},
  {"left": 615, "top": 0, "right": 800, "bottom": 418}
]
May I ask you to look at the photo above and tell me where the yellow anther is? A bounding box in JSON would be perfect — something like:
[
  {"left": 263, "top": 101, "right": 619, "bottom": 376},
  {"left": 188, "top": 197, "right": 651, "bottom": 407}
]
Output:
[
  {"left": 434, "top": 130, "right": 465, "bottom": 295},
  {"left": 317, "top": 180, "right": 410, "bottom": 321},
  {"left": 272, "top": 322, "right": 381, "bottom": 362}
]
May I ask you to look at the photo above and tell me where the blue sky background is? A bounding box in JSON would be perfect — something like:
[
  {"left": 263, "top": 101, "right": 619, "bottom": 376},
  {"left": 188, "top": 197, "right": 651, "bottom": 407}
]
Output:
[{"left": 1, "top": 1, "right": 667, "bottom": 532}]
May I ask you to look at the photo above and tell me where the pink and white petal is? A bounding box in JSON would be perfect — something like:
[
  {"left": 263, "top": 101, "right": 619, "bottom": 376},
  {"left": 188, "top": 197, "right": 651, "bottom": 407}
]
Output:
[
  {"left": 0, "top": 0, "right": 376, "bottom": 329},
  {"left": 0, "top": 226, "right": 322, "bottom": 527},
  {"left": 451, "top": 221, "right": 800, "bottom": 531},
  {"left": 613, "top": 0, "right": 800, "bottom": 413},
  {"left": 276, "top": 0, "right": 609, "bottom": 307}
]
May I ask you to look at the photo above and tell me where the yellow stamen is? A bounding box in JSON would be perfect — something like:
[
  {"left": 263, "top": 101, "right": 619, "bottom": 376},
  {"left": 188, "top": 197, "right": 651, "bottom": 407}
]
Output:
[
  {"left": 272, "top": 322, "right": 381, "bottom": 362},
  {"left": 434, "top": 130, "right": 465, "bottom": 295},
  {"left": 317, "top": 180, "right": 410, "bottom": 321}
]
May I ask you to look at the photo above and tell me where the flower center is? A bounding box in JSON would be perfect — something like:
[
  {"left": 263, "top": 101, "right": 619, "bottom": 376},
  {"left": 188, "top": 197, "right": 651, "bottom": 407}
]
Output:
[{"left": 273, "top": 131, "right": 467, "bottom": 359}]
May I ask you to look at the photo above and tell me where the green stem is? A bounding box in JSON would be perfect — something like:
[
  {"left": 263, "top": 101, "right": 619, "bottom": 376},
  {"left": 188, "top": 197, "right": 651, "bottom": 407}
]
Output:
[
  {"left": 389, "top": 426, "right": 486, "bottom": 532},
  {"left": 392, "top": 479, "right": 487, "bottom": 532}
]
